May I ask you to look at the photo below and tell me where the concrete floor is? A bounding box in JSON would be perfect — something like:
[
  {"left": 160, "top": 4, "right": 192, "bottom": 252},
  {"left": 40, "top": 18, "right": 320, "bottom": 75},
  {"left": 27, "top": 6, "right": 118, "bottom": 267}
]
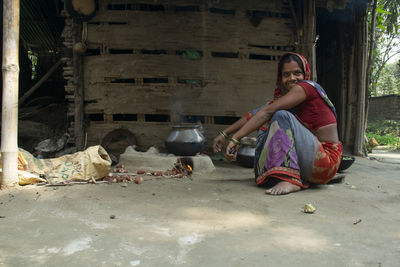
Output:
[{"left": 1, "top": 154, "right": 400, "bottom": 266}]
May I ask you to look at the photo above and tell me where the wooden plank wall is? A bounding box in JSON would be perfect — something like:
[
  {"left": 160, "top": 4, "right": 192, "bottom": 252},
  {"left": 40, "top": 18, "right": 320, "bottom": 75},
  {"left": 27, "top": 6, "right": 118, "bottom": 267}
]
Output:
[{"left": 80, "top": 0, "right": 296, "bottom": 151}]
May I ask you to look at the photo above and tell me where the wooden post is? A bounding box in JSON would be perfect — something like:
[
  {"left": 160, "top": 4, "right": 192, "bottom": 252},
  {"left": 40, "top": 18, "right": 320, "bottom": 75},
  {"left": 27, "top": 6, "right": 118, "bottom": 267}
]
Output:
[
  {"left": 72, "top": 19, "right": 84, "bottom": 151},
  {"left": 339, "top": 38, "right": 348, "bottom": 143},
  {"left": 345, "top": 44, "right": 355, "bottom": 147},
  {"left": 353, "top": 11, "right": 368, "bottom": 156},
  {"left": 1, "top": 0, "right": 20, "bottom": 187},
  {"left": 301, "top": 0, "right": 316, "bottom": 80}
]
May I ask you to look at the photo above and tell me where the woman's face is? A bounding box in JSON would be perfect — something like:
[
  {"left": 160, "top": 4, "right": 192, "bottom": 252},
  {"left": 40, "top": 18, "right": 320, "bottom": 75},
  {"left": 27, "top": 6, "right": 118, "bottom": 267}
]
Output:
[{"left": 281, "top": 60, "right": 304, "bottom": 91}]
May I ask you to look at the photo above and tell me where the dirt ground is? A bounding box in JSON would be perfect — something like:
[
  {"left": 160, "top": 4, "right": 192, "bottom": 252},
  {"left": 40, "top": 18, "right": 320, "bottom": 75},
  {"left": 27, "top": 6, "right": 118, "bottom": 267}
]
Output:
[{"left": 1, "top": 153, "right": 400, "bottom": 266}]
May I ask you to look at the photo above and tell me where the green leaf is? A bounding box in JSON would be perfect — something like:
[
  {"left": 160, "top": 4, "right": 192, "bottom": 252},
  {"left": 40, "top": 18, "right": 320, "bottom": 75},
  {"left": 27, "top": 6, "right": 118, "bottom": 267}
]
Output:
[{"left": 377, "top": 6, "right": 392, "bottom": 15}]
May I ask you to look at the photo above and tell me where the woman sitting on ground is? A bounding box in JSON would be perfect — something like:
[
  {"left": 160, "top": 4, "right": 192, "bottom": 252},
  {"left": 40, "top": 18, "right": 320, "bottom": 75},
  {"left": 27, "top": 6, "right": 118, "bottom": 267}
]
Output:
[{"left": 213, "top": 52, "right": 342, "bottom": 195}]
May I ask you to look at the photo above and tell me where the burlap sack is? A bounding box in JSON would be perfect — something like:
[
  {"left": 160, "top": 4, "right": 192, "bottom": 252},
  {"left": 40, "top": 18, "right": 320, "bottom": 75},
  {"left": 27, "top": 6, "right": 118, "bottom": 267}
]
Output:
[{"left": 19, "top": 145, "right": 111, "bottom": 185}]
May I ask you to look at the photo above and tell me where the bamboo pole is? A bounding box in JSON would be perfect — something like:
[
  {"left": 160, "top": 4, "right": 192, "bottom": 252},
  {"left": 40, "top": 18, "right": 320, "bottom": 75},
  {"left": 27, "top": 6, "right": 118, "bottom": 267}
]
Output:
[{"left": 1, "top": 0, "right": 20, "bottom": 187}]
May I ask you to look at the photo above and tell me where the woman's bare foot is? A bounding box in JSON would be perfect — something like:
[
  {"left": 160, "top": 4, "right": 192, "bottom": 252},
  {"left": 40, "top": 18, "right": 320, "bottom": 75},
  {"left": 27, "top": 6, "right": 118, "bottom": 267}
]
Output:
[{"left": 265, "top": 181, "right": 301, "bottom": 195}]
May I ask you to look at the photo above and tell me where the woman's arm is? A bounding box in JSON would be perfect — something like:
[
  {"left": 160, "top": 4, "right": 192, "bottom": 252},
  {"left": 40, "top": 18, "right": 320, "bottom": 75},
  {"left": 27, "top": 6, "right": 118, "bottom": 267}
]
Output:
[
  {"left": 225, "top": 85, "right": 307, "bottom": 158},
  {"left": 213, "top": 103, "right": 271, "bottom": 152},
  {"left": 221, "top": 116, "right": 249, "bottom": 136},
  {"left": 212, "top": 116, "right": 248, "bottom": 153}
]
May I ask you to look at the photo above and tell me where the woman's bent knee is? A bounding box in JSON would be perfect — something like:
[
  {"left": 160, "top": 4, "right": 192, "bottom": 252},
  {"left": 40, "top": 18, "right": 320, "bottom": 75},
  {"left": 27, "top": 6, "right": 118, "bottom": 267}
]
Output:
[{"left": 271, "top": 110, "right": 293, "bottom": 121}]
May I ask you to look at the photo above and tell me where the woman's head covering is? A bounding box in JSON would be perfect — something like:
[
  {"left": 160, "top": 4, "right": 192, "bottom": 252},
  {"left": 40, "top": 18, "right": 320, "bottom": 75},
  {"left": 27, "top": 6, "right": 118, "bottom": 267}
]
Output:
[{"left": 274, "top": 52, "right": 311, "bottom": 99}]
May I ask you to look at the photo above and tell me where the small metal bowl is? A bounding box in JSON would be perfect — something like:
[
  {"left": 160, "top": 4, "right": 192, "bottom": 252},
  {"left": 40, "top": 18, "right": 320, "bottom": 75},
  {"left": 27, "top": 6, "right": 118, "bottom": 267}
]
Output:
[{"left": 338, "top": 155, "right": 355, "bottom": 172}]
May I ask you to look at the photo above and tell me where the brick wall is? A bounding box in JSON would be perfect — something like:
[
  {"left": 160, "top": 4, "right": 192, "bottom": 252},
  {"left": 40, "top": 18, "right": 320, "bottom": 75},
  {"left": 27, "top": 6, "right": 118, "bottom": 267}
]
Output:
[{"left": 368, "top": 95, "right": 400, "bottom": 121}]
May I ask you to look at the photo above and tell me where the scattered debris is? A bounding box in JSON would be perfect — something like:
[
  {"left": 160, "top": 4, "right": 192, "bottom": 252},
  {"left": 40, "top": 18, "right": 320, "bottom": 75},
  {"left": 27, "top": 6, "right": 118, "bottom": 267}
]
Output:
[
  {"left": 104, "top": 173, "right": 133, "bottom": 183},
  {"left": 345, "top": 182, "right": 357, "bottom": 189},
  {"left": 103, "top": 158, "right": 194, "bottom": 185},
  {"left": 30, "top": 158, "right": 195, "bottom": 186},
  {"left": 151, "top": 171, "right": 163, "bottom": 176},
  {"left": 303, "top": 203, "right": 316, "bottom": 214},
  {"left": 353, "top": 219, "right": 362, "bottom": 225},
  {"left": 134, "top": 176, "right": 143, "bottom": 184},
  {"left": 136, "top": 169, "right": 146, "bottom": 174},
  {"left": 114, "top": 164, "right": 128, "bottom": 173}
]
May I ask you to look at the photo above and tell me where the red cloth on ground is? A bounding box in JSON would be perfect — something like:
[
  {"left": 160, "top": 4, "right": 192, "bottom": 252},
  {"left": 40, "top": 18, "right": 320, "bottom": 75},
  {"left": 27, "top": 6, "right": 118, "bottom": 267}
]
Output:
[{"left": 309, "top": 142, "right": 343, "bottom": 184}]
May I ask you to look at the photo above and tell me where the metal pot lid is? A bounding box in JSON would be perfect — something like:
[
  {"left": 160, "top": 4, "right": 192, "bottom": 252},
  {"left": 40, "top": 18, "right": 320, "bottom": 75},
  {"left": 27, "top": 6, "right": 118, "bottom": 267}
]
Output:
[
  {"left": 240, "top": 136, "right": 257, "bottom": 146},
  {"left": 170, "top": 124, "right": 201, "bottom": 128},
  {"left": 166, "top": 125, "right": 205, "bottom": 143}
]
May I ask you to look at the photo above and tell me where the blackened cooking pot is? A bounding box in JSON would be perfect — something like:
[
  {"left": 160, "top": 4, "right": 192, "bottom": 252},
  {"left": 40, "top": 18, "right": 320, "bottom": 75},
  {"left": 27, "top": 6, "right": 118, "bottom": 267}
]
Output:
[
  {"left": 165, "top": 125, "right": 206, "bottom": 156},
  {"left": 236, "top": 137, "right": 256, "bottom": 168}
]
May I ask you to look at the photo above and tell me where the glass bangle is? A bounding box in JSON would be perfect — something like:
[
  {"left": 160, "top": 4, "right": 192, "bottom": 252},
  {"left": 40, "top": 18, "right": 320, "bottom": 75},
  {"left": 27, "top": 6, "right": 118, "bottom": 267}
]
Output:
[
  {"left": 230, "top": 138, "right": 241, "bottom": 145},
  {"left": 219, "top": 131, "right": 229, "bottom": 139}
]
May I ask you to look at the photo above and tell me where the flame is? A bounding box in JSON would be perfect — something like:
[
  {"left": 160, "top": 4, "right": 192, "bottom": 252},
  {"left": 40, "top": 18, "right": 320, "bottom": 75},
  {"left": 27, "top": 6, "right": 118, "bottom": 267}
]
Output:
[{"left": 175, "top": 158, "right": 193, "bottom": 175}]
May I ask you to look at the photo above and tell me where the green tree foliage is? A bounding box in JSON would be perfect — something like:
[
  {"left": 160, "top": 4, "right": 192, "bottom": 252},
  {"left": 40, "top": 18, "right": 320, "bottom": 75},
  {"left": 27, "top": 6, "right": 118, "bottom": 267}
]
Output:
[
  {"left": 368, "top": 0, "right": 400, "bottom": 96},
  {"left": 380, "top": 0, "right": 399, "bottom": 34},
  {"left": 374, "top": 61, "right": 400, "bottom": 95}
]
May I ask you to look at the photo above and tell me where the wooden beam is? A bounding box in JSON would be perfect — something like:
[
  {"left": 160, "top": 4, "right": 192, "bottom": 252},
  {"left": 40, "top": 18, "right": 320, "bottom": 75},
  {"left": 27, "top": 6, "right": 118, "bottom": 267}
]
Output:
[{"left": 1, "top": 0, "right": 20, "bottom": 187}]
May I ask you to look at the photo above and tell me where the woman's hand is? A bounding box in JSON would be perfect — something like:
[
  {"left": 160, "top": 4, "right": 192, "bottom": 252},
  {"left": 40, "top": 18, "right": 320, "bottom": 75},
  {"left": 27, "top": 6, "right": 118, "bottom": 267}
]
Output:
[
  {"left": 225, "top": 141, "right": 239, "bottom": 162},
  {"left": 213, "top": 134, "right": 226, "bottom": 153}
]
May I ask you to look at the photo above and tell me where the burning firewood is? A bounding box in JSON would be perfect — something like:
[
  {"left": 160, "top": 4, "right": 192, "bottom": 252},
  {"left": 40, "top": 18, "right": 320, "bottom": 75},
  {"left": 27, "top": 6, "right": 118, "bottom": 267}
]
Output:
[{"left": 175, "top": 158, "right": 193, "bottom": 176}]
